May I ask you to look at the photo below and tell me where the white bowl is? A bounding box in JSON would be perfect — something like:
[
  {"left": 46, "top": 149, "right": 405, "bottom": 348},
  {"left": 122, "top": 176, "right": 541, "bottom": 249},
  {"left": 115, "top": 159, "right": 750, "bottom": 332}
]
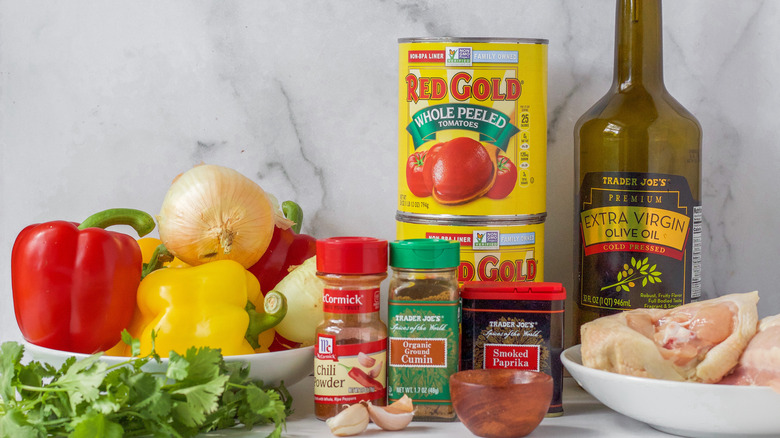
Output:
[
  {"left": 24, "top": 342, "right": 313, "bottom": 387},
  {"left": 562, "top": 344, "right": 780, "bottom": 437}
]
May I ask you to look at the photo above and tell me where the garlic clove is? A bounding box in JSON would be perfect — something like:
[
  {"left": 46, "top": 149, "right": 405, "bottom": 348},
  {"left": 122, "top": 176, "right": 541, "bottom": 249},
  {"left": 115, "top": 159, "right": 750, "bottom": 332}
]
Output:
[
  {"left": 357, "top": 351, "right": 376, "bottom": 368},
  {"left": 326, "top": 403, "right": 370, "bottom": 436},
  {"left": 367, "top": 360, "right": 383, "bottom": 379},
  {"left": 365, "top": 400, "right": 415, "bottom": 431},
  {"left": 388, "top": 394, "right": 414, "bottom": 413}
]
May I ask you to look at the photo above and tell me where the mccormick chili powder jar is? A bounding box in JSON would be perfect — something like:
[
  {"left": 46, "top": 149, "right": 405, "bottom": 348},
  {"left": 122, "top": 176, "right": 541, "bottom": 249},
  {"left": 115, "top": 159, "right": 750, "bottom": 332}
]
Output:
[
  {"left": 314, "top": 237, "right": 388, "bottom": 420},
  {"left": 460, "top": 281, "right": 566, "bottom": 416}
]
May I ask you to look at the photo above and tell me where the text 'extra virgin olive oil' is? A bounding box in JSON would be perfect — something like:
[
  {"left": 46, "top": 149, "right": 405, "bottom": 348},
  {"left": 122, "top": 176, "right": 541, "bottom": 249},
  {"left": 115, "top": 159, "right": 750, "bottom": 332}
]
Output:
[{"left": 574, "top": 0, "right": 702, "bottom": 341}]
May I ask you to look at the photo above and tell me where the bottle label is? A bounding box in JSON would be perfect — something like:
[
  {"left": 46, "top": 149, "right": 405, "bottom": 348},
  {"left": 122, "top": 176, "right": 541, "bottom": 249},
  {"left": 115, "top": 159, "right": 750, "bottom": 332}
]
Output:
[
  {"left": 578, "top": 172, "right": 702, "bottom": 311},
  {"left": 387, "top": 299, "right": 459, "bottom": 404},
  {"left": 314, "top": 338, "right": 387, "bottom": 405},
  {"left": 322, "top": 288, "right": 381, "bottom": 314}
]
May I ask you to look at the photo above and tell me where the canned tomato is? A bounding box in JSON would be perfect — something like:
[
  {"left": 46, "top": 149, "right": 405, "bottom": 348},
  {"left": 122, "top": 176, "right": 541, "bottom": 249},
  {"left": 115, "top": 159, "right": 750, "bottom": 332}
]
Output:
[
  {"left": 396, "top": 213, "right": 544, "bottom": 283},
  {"left": 398, "top": 37, "right": 548, "bottom": 218}
]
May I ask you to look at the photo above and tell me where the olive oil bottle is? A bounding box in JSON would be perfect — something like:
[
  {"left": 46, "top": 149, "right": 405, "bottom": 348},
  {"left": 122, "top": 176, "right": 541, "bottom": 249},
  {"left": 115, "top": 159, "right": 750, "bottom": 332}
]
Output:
[{"left": 574, "top": 0, "right": 702, "bottom": 340}]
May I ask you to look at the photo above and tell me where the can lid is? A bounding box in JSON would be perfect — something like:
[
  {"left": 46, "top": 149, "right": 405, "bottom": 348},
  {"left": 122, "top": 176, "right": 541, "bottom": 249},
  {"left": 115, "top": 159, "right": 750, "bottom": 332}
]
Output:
[
  {"left": 389, "top": 239, "right": 460, "bottom": 269},
  {"left": 461, "top": 281, "right": 566, "bottom": 301},
  {"left": 316, "top": 237, "right": 388, "bottom": 274},
  {"left": 398, "top": 37, "right": 549, "bottom": 45}
]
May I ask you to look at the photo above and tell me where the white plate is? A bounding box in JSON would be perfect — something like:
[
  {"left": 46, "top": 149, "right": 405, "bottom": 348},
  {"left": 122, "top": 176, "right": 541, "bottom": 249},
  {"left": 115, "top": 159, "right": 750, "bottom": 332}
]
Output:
[
  {"left": 24, "top": 342, "right": 314, "bottom": 388},
  {"left": 562, "top": 345, "right": 780, "bottom": 437}
]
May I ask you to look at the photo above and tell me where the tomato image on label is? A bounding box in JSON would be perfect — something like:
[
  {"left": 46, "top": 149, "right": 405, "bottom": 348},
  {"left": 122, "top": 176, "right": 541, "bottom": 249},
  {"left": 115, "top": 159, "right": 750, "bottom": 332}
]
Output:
[
  {"left": 422, "top": 142, "right": 443, "bottom": 195},
  {"left": 406, "top": 150, "right": 430, "bottom": 198},
  {"left": 486, "top": 155, "right": 518, "bottom": 200},
  {"left": 423, "top": 137, "right": 498, "bottom": 205}
]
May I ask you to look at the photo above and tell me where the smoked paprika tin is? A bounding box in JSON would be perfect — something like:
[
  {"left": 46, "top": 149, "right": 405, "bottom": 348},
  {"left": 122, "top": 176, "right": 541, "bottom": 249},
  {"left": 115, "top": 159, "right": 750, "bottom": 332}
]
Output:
[
  {"left": 398, "top": 37, "right": 548, "bottom": 218},
  {"left": 460, "top": 281, "right": 565, "bottom": 416},
  {"left": 396, "top": 213, "right": 544, "bottom": 283}
]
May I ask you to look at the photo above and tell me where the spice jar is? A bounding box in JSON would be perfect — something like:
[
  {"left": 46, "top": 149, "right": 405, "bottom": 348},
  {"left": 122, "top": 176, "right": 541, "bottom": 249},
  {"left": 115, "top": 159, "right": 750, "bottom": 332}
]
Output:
[
  {"left": 460, "top": 281, "right": 566, "bottom": 416},
  {"left": 314, "top": 237, "right": 388, "bottom": 420},
  {"left": 387, "top": 239, "right": 460, "bottom": 421}
]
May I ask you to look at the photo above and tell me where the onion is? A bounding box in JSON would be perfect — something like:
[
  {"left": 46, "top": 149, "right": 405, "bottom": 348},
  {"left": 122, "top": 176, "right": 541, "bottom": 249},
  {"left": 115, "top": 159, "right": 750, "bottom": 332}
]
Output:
[
  {"left": 157, "top": 164, "right": 275, "bottom": 268},
  {"left": 273, "top": 256, "right": 323, "bottom": 346}
]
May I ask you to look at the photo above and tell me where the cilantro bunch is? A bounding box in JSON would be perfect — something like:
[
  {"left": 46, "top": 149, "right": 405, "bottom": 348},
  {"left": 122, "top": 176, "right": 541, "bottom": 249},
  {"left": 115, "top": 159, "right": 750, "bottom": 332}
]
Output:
[{"left": 0, "top": 338, "right": 292, "bottom": 438}]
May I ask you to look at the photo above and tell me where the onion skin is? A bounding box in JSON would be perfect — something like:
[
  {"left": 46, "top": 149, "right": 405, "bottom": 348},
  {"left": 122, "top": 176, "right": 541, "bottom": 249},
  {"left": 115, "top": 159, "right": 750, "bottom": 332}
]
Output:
[{"left": 157, "top": 164, "right": 275, "bottom": 268}]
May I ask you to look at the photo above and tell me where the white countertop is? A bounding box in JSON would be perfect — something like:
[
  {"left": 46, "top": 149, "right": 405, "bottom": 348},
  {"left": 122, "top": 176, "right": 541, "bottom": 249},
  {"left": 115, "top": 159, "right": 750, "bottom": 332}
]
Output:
[{"left": 221, "top": 376, "right": 671, "bottom": 437}]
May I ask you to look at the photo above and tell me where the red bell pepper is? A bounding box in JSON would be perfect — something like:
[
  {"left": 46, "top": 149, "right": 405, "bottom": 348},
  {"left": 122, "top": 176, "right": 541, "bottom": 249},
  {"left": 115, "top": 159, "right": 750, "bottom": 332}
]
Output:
[
  {"left": 248, "top": 200, "right": 316, "bottom": 294},
  {"left": 12, "top": 208, "right": 156, "bottom": 354}
]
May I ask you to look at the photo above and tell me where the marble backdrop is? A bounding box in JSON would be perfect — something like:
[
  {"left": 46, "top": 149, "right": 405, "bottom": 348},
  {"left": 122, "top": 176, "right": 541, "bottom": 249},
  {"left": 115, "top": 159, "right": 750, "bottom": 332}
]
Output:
[{"left": 2, "top": 0, "right": 778, "bottom": 346}]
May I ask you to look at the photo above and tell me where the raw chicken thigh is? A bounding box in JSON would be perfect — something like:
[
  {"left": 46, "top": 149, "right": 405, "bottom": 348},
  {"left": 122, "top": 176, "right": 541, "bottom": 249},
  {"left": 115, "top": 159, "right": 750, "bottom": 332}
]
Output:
[
  {"left": 719, "top": 313, "right": 780, "bottom": 388},
  {"left": 581, "top": 292, "right": 759, "bottom": 383}
]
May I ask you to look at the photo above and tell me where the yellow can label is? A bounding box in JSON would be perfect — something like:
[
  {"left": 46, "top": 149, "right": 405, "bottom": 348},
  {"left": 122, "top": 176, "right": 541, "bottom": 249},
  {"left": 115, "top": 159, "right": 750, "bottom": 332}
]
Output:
[
  {"left": 397, "top": 220, "right": 544, "bottom": 283},
  {"left": 399, "top": 40, "right": 547, "bottom": 216}
]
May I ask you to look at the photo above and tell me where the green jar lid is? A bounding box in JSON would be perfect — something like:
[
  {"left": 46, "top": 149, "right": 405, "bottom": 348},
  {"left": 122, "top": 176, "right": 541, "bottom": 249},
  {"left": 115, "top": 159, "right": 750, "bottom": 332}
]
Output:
[{"left": 389, "top": 239, "right": 460, "bottom": 269}]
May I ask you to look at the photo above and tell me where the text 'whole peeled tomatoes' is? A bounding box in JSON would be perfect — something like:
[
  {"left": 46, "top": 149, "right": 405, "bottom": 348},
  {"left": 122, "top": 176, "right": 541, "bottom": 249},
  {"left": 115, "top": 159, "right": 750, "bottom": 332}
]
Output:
[{"left": 397, "top": 38, "right": 549, "bottom": 285}]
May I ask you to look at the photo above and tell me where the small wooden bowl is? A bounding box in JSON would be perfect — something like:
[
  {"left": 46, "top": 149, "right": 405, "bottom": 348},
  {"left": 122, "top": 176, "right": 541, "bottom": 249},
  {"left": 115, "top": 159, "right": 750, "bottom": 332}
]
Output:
[{"left": 450, "top": 369, "right": 552, "bottom": 438}]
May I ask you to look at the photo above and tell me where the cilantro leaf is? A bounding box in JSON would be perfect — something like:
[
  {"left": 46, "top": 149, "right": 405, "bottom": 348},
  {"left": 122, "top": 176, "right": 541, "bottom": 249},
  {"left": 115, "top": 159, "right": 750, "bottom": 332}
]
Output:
[
  {"left": 0, "top": 341, "right": 293, "bottom": 438},
  {"left": 171, "top": 375, "right": 230, "bottom": 427},
  {"left": 179, "top": 347, "right": 223, "bottom": 383},
  {"left": 53, "top": 355, "right": 107, "bottom": 411},
  {"left": 69, "top": 411, "right": 123, "bottom": 438},
  {"left": 0, "top": 407, "right": 43, "bottom": 438},
  {"left": 165, "top": 351, "right": 190, "bottom": 382},
  {"left": 0, "top": 342, "right": 24, "bottom": 402},
  {"left": 120, "top": 329, "right": 140, "bottom": 358}
]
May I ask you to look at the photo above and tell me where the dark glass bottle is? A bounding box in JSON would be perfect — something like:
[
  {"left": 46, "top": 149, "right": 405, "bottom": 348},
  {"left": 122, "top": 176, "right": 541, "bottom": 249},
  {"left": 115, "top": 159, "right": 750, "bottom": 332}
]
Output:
[{"left": 574, "top": 0, "right": 702, "bottom": 341}]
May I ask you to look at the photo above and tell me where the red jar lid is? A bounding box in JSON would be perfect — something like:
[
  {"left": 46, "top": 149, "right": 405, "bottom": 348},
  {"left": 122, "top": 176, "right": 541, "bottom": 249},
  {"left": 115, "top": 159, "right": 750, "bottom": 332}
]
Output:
[
  {"left": 461, "top": 281, "right": 566, "bottom": 301},
  {"left": 316, "top": 236, "right": 388, "bottom": 275}
]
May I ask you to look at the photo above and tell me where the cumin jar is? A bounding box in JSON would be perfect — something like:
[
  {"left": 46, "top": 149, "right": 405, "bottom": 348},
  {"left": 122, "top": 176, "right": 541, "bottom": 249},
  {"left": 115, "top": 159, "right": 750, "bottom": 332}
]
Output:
[
  {"left": 388, "top": 239, "right": 460, "bottom": 421},
  {"left": 460, "top": 281, "right": 565, "bottom": 416}
]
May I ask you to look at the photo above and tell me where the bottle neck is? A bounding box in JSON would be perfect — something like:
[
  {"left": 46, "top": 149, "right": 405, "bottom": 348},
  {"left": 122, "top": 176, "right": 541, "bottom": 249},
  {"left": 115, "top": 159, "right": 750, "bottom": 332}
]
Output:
[{"left": 613, "top": 0, "right": 665, "bottom": 91}]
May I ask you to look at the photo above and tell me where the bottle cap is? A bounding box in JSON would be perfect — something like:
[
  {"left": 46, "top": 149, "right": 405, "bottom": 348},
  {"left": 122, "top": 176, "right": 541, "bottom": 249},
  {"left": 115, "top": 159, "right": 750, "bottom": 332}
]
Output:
[
  {"left": 316, "top": 236, "right": 388, "bottom": 274},
  {"left": 389, "top": 239, "right": 460, "bottom": 269}
]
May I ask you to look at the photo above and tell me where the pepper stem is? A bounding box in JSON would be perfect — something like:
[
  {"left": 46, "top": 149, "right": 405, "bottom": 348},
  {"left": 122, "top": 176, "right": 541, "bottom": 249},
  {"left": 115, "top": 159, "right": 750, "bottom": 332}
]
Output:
[
  {"left": 78, "top": 208, "right": 156, "bottom": 237},
  {"left": 282, "top": 201, "right": 304, "bottom": 234},
  {"left": 142, "top": 244, "right": 175, "bottom": 279},
  {"left": 244, "top": 290, "right": 288, "bottom": 350}
]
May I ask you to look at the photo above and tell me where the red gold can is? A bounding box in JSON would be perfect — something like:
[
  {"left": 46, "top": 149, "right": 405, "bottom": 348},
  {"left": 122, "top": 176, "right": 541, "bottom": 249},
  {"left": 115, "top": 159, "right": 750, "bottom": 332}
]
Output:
[
  {"left": 398, "top": 37, "right": 548, "bottom": 218},
  {"left": 396, "top": 213, "right": 544, "bottom": 284}
]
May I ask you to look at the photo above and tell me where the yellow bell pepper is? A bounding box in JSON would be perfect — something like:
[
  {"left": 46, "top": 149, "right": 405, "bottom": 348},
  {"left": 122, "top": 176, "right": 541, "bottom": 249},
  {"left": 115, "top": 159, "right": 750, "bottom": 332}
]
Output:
[
  {"left": 105, "top": 238, "right": 189, "bottom": 356},
  {"left": 254, "top": 328, "right": 277, "bottom": 354},
  {"left": 131, "top": 259, "right": 284, "bottom": 357},
  {"left": 138, "top": 237, "right": 189, "bottom": 269}
]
